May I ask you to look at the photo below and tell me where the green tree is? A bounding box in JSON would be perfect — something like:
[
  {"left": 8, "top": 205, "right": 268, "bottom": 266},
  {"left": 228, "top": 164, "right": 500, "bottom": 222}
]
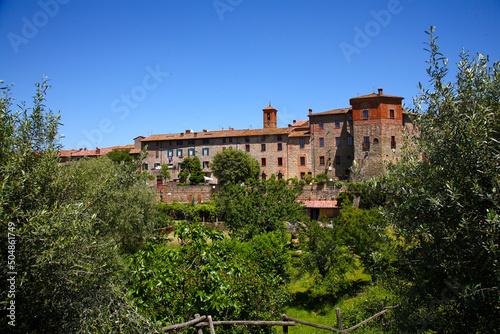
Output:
[
  {"left": 158, "top": 163, "right": 171, "bottom": 181},
  {"left": 179, "top": 156, "right": 204, "bottom": 184},
  {"left": 384, "top": 28, "right": 500, "bottom": 332},
  {"left": 0, "top": 79, "right": 159, "bottom": 333},
  {"left": 210, "top": 147, "right": 260, "bottom": 185},
  {"left": 106, "top": 147, "right": 134, "bottom": 164},
  {"left": 127, "top": 222, "right": 290, "bottom": 333},
  {"left": 213, "top": 178, "right": 306, "bottom": 240}
]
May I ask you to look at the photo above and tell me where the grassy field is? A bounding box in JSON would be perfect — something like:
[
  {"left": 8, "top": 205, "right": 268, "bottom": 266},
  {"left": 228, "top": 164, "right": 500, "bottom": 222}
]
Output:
[{"left": 284, "top": 251, "right": 383, "bottom": 333}]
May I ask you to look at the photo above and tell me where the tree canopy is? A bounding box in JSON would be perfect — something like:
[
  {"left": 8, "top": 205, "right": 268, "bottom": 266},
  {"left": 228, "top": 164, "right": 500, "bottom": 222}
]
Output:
[
  {"left": 210, "top": 148, "right": 260, "bottom": 185},
  {"left": 179, "top": 156, "right": 205, "bottom": 185},
  {"left": 0, "top": 79, "right": 159, "bottom": 333},
  {"left": 213, "top": 178, "right": 306, "bottom": 240},
  {"left": 382, "top": 27, "right": 500, "bottom": 332}
]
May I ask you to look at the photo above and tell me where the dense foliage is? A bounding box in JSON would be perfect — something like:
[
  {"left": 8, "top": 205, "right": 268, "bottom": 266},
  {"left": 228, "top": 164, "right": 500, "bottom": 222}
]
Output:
[
  {"left": 383, "top": 28, "right": 500, "bottom": 332},
  {"left": 179, "top": 156, "right": 205, "bottom": 184},
  {"left": 0, "top": 80, "right": 159, "bottom": 333},
  {"left": 127, "top": 222, "right": 290, "bottom": 333},
  {"left": 210, "top": 147, "right": 260, "bottom": 185},
  {"left": 213, "top": 178, "right": 306, "bottom": 240},
  {"left": 106, "top": 147, "right": 134, "bottom": 164}
]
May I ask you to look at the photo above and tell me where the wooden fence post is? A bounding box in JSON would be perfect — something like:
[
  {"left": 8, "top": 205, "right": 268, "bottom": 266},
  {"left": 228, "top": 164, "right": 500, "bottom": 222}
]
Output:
[
  {"left": 194, "top": 314, "right": 203, "bottom": 334},
  {"left": 283, "top": 324, "right": 288, "bottom": 334},
  {"left": 207, "top": 315, "right": 215, "bottom": 334},
  {"left": 336, "top": 308, "right": 343, "bottom": 331}
]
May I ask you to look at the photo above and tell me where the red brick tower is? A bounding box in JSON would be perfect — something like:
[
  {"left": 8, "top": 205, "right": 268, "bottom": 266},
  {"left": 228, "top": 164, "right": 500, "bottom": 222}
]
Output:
[
  {"left": 263, "top": 104, "right": 277, "bottom": 128},
  {"left": 350, "top": 88, "right": 404, "bottom": 180}
]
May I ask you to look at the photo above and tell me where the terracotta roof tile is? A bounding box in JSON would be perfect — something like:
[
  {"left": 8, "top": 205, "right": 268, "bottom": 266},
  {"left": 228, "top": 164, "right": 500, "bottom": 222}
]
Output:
[
  {"left": 142, "top": 127, "right": 290, "bottom": 142},
  {"left": 350, "top": 93, "right": 403, "bottom": 100},
  {"left": 58, "top": 145, "right": 133, "bottom": 157},
  {"left": 301, "top": 200, "right": 338, "bottom": 208},
  {"left": 309, "top": 108, "right": 350, "bottom": 116}
]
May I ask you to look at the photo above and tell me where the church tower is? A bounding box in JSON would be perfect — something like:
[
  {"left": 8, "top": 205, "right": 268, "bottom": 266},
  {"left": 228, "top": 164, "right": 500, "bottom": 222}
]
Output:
[{"left": 263, "top": 104, "right": 277, "bottom": 128}]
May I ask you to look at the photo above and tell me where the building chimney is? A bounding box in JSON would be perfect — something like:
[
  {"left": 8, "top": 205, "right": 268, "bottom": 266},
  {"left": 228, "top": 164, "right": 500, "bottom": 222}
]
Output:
[
  {"left": 293, "top": 120, "right": 296, "bottom": 124},
  {"left": 203, "top": 129, "right": 207, "bottom": 132},
  {"left": 185, "top": 129, "right": 191, "bottom": 134},
  {"left": 96, "top": 147, "right": 100, "bottom": 155},
  {"left": 378, "top": 88, "right": 383, "bottom": 96},
  {"left": 194, "top": 132, "right": 198, "bottom": 137},
  {"left": 309, "top": 108, "right": 312, "bottom": 115}
]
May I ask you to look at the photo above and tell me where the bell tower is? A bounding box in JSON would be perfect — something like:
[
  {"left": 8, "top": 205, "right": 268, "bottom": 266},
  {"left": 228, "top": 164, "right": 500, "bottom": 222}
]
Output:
[{"left": 263, "top": 104, "right": 277, "bottom": 128}]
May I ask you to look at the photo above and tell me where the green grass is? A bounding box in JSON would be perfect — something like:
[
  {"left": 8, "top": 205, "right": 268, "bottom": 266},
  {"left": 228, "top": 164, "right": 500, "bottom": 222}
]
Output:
[{"left": 284, "top": 252, "right": 379, "bottom": 333}]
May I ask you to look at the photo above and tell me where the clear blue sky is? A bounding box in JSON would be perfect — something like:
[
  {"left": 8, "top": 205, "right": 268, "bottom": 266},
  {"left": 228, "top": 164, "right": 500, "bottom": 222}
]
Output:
[{"left": 1, "top": 0, "right": 499, "bottom": 150}]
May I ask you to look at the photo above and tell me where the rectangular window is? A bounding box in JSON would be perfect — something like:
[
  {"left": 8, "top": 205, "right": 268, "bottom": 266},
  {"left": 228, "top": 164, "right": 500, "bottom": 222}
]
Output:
[
  {"left": 391, "top": 136, "right": 396, "bottom": 149},
  {"left": 300, "top": 138, "right": 305, "bottom": 148},
  {"left": 261, "top": 143, "right": 266, "bottom": 152},
  {"left": 300, "top": 156, "right": 305, "bottom": 166},
  {"left": 277, "top": 143, "right": 282, "bottom": 151},
  {"left": 245, "top": 137, "right": 250, "bottom": 143},
  {"left": 390, "top": 109, "right": 395, "bottom": 119},
  {"left": 300, "top": 172, "right": 305, "bottom": 180},
  {"left": 335, "top": 137, "right": 341, "bottom": 146},
  {"left": 347, "top": 137, "right": 353, "bottom": 146},
  {"left": 178, "top": 163, "right": 182, "bottom": 170},
  {"left": 188, "top": 148, "right": 195, "bottom": 156},
  {"left": 363, "top": 136, "right": 370, "bottom": 149},
  {"left": 319, "top": 156, "right": 325, "bottom": 166},
  {"left": 336, "top": 156, "right": 341, "bottom": 165},
  {"left": 261, "top": 158, "right": 266, "bottom": 166},
  {"left": 245, "top": 144, "right": 250, "bottom": 152},
  {"left": 363, "top": 110, "right": 369, "bottom": 119},
  {"left": 348, "top": 115, "right": 353, "bottom": 126},
  {"left": 202, "top": 148, "right": 209, "bottom": 155},
  {"left": 177, "top": 140, "right": 183, "bottom": 145},
  {"left": 155, "top": 150, "right": 159, "bottom": 158},
  {"left": 203, "top": 138, "right": 209, "bottom": 144},
  {"left": 319, "top": 121, "right": 324, "bottom": 129},
  {"left": 176, "top": 149, "right": 183, "bottom": 156},
  {"left": 319, "top": 138, "right": 324, "bottom": 147},
  {"left": 277, "top": 157, "right": 283, "bottom": 166},
  {"left": 229, "top": 137, "right": 233, "bottom": 143},
  {"left": 277, "top": 135, "right": 282, "bottom": 141},
  {"left": 169, "top": 141, "right": 173, "bottom": 146},
  {"left": 223, "top": 138, "right": 226, "bottom": 144},
  {"left": 142, "top": 163, "right": 148, "bottom": 171},
  {"left": 168, "top": 149, "right": 174, "bottom": 157},
  {"left": 335, "top": 120, "right": 340, "bottom": 128},
  {"left": 188, "top": 139, "right": 195, "bottom": 145},
  {"left": 203, "top": 161, "right": 209, "bottom": 169}
]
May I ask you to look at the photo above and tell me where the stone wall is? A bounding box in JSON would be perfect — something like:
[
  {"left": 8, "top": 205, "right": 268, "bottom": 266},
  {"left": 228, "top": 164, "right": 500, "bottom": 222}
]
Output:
[{"left": 157, "top": 184, "right": 220, "bottom": 204}]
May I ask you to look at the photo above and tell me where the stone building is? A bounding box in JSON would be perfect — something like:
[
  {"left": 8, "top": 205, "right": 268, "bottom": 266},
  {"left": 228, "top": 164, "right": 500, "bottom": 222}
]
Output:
[{"left": 137, "top": 88, "right": 413, "bottom": 184}]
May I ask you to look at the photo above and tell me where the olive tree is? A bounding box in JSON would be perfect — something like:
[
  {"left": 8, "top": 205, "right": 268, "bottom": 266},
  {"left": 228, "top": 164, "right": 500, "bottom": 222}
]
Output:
[{"left": 384, "top": 28, "right": 500, "bottom": 332}]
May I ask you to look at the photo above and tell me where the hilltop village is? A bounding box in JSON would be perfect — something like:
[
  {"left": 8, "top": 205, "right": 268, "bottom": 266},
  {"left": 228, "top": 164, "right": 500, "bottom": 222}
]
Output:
[
  {"left": 61, "top": 88, "right": 414, "bottom": 181},
  {"left": 59, "top": 88, "right": 414, "bottom": 219}
]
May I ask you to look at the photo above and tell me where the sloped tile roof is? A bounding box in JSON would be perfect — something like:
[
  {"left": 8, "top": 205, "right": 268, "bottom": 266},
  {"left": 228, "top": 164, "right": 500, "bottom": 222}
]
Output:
[
  {"left": 301, "top": 200, "right": 338, "bottom": 208},
  {"left": 309, "top": 107, "right": 350, "bottom": 116},
  {"left": 58, "top": 145, "right": 133, "bottom": 157},
  {"left": 141, "top": 127, "right": 291, "bottom": 142},
  {"left": 350, "top": 93, "right": 403, "bottom": 100}
]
